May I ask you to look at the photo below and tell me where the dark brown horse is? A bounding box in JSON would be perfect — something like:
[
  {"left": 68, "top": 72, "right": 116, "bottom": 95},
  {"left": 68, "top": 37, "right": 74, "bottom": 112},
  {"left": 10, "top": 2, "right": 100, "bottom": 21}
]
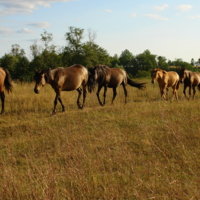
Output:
[
  {"left": 0, "top": 67, "right": 13, "bottom": 114},
  {"left": 34, "top": 64, "right": 89, "bottom": 115},
  {"left": 179, "top": 68, "right": 200, "bottom": 99},
  {"left": 88, "top": 65, "right": 146, "bottom": 106}
]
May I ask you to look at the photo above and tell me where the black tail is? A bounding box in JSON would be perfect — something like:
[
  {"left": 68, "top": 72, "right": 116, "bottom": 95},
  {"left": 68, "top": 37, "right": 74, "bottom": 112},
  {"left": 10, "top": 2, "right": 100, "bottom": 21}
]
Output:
[
  {"left": 3, "top": 68, "right": 13, "bottom": 93},
  {"left": 127, "top": 77, "right": 146, "bottom": 90}
]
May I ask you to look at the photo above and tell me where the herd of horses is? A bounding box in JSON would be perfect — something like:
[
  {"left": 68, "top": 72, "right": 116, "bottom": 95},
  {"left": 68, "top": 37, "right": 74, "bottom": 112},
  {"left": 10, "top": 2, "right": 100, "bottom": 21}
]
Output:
[{"left": 0, "top": 65, "right": 200, "bottom": 115}]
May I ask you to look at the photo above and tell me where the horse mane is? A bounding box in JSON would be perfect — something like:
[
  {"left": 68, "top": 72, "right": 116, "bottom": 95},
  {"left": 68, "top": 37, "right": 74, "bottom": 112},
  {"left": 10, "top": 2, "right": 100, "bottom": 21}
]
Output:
[
  {"left": 94, "top": 65, "right": 110, "bottom": 83},
  {"left": 43, "top": 69, "right": 52, "bottom": 83}
]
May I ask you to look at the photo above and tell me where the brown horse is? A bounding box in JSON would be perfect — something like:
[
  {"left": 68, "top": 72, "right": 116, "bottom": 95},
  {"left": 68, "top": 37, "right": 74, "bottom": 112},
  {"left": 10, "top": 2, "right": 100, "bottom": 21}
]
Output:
[
  {"left": 151, "top": 69, "right": 179, "bottom": 100},
  {"left": 34, "top": 64, "right": 89, "bottom": 115},
  {"left": 179, "top": 68, "right": 200, "bottom": 99},
  {"left": 88, "top": 65, "right": 146, "bottom": 106},
  {"left": 0, "top": 67, "right": 13, "bottom": 114}
]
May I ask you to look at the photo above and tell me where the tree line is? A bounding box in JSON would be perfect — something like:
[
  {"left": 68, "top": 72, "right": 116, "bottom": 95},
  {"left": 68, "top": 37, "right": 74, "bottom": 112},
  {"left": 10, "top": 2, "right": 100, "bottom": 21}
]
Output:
[{"left": 0, "top": 26, "right": 198, "bottom": 81}]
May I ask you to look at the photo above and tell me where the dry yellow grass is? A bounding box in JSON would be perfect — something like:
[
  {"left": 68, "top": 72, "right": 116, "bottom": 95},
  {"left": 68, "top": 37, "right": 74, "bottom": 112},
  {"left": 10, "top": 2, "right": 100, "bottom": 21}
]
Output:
[{"left": 0, "top": 79, "right": 200, "bottom": 199}]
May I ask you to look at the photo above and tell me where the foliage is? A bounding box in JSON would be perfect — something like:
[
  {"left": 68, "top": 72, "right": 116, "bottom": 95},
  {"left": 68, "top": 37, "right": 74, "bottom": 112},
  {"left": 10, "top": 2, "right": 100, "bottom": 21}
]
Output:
[
  {"left": 0, "top": 26, "right": 200, "bottom": 81},
  {"left": 135, "top": 70, "right": 150, "bottom": 78}
]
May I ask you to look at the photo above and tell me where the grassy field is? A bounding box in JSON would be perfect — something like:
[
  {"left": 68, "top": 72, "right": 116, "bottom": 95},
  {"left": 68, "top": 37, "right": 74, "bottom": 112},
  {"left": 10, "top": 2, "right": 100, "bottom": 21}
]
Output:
[{"left": 0, "top": 79, "right": 200, "bottom": 200}]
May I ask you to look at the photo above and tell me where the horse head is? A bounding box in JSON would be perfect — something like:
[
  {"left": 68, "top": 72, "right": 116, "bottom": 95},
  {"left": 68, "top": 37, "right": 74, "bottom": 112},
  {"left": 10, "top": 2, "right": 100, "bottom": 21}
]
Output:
[
  {"left": 34, "top": 69, "right": 50, "bottom": 94},
  {"left": 87, "top": 67, "right": 97, "bottom": 93},
  {"left": 151, "top": 69, "right": 159, "bottom": 84},
  {"left": 179, "top": 68, "right": 187, "bottom": 83}
]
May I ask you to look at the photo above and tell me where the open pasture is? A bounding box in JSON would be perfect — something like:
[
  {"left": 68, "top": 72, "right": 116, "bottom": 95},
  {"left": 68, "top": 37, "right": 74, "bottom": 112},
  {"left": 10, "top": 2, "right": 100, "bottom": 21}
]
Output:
[{"left": 0, "top": 79, "right": 200, "bottom": 199}]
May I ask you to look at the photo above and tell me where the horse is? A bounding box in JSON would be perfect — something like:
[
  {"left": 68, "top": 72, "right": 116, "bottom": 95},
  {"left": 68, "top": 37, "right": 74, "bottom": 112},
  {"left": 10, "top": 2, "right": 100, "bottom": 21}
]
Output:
[
  {"left": 179, "top": 68, "right": 200, "bottom": 99},
  {"left": 87, "top": 65, "right": 146, "bottom": 106},
  {"left": 34, "top": 64, "right": 90, "bottom": 115},
  {"left": 151, "top": 69, "right": 179, "bottom": 100},
  {"left": 0, "top": 67, "right": 13, "bottom": 114}
]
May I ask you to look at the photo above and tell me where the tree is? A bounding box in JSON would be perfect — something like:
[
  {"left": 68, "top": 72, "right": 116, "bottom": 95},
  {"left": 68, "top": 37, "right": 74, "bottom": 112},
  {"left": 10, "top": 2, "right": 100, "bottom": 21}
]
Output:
[
  {"left": 41, "top": 30, "right": 54, "bottom": 51},
  {"left": 63, "top": 27, "right": 85, "bottom": 65},
  {"left": 64, "top": 26, "right": 84, "bottom": 52},
  {"left": 30, "top": 41, "right": 41, "bottom": 59},
  {"left": 157, "top": 56, "right": 169, "bottom": 69},
  {"left": 10, "top": 44, "right": 25, "bottom": 57},
  {"left": 119, "top": 49, "right": 134, "bottom": 67}
]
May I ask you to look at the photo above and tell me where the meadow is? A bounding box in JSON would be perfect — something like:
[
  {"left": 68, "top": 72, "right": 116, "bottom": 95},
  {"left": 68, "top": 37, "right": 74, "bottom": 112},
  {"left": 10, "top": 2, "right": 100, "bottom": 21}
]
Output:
[{"left": 0, "top": 79, "right": 200, "bottom": 200}]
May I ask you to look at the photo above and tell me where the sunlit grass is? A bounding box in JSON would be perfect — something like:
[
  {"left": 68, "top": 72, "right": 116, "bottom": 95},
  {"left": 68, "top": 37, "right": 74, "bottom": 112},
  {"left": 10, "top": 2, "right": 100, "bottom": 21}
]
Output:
[{"left": 0, "top": 79, "right": 200, "bottom": 199}]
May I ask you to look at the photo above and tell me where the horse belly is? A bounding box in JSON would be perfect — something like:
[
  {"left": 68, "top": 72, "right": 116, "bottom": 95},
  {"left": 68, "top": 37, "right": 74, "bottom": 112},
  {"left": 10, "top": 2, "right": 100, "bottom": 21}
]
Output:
[{"left": 62, "top": 79, "right": 82, "bottom": 91}]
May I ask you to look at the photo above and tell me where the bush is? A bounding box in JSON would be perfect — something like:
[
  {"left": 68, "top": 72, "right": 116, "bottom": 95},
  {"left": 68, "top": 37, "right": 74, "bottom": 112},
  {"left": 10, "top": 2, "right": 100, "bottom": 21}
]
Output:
[{"left": 135, "top": 70, "right": 150, "bottom": 78}]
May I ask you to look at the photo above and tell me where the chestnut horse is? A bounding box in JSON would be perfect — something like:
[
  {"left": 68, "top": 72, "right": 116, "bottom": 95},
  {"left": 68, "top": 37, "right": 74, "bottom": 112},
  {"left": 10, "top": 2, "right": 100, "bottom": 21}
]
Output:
[
  {"left": 34, "top": 64, "right": 89, "bottom": 115},
  {"left": 88, "top": 65, "right": 146, "bottom": 106},
  {"left": 151, "top": 69, "right": 179, "bottom": 100},
  {"left": 0, "top": 67, "right": 13, "bottom": 114},
  {"left": 179, "top": 68, "right": 200, "bottom": 99}
]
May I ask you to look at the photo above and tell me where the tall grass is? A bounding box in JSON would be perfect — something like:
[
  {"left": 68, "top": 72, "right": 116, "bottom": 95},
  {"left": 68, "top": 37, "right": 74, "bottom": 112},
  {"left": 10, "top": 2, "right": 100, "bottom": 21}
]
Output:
[{"left": 0, "top": 79, "right": 200, "bottom": 199}]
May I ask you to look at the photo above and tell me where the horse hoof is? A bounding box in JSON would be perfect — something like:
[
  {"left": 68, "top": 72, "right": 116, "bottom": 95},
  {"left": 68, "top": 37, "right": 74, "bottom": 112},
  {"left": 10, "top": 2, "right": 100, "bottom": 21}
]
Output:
[{"left": 51, "top": 111, "right": 56, "bottom": 116}]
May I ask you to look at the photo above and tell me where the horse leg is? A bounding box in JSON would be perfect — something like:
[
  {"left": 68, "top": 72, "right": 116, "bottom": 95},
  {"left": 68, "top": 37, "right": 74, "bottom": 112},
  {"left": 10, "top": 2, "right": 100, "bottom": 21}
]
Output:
[
  {"left": 122, "top": 83, "right": 128, "bottom": 103},
  {"left": 76, "top": 87, "right": 83, "bottom": 109},
  {"left": 183, "top": 85, "right": 188, "bottom": 99},
  {"left": 111, "top": 87, "right": 117, "bottom": 104},
  {"left": 160, "top": 86, "right": 166, "bottom": 100},
  {"left": 52, "top": 93, "right": 59, "bottom": 115},
  {"left": 81, "top": 85, "right": 87, "bottom": 109},
  {"left": 0, "top": 91, "right": 5, "bottom": 114},
  {"left": 188, "top": 85, "right": 192, "bottom": 99},
  {"left": 171, "top": 86, "right": 178, "bottom": 101},
  {"left": 192, "top": 85, "right": 196, "bottom": 99},
  {"left": 96, "top": 85, "right": 103, "bottom": 106},
  {"left": 58, "top": 96, "right": 65, "bottom": 112},
  {"left": 103, "top": 85, "right": 108, "bottom": 105}
]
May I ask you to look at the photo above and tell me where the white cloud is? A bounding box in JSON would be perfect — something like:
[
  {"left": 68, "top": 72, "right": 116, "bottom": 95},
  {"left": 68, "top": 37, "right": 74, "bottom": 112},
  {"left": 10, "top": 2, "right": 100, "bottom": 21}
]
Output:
[
  {"left": 17, "top": 28, "right": 36, "bottom": 34},
  {"left": 154, "top": 4, "right": 169, "bottom": 11},
  {"left": 190, "top": 15, "right": 200, "bottom": 19},
  {"left": 0, "top": 0, "right": 76, "bottom": 16},
  {"left": 131, "top": 14, "right": 137, "bottom": 17},
  {"left": 0, "top": 27, "right": 14, "bottom": 35},
  {"left": 104, "top": 9, "right": 112, "bottom": 13},
  {"left": 27, "top": 22, "right": 51, "bottom": 28},
  {"left": 144, "top": 14, "right": 169, "bottom": 21},
  {"left": 177, "top": 5, "right": 192, "bottom": 11}
]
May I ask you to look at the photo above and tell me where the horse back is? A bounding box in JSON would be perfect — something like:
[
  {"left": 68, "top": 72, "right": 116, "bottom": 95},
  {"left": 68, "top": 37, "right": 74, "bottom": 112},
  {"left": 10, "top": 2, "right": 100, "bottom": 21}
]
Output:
[
  {"left": 190, "top": 72, "right": 200, "bottom": 85},
  {"left": 108, "top": 68, "right": 126, "bottom": 87},
  {"left": 51, "top": 65, "right": 88, "bottom": 91},
  {"left": 164, "top": 71, "right": 179, "bottom": 87}
]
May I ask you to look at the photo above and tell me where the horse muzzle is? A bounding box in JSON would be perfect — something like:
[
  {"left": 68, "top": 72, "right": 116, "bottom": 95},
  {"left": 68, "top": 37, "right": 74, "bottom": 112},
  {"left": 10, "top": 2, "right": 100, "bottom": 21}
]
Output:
[
  {"left": 151, "top": 80, "right": 154, "bottom": 84},
  {"left": 34, "top": 88, "right": 39, "bottom": 94}
]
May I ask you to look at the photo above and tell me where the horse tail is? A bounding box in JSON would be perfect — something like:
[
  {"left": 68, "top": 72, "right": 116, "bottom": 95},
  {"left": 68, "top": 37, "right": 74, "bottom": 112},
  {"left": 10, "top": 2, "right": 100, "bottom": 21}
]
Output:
[
  {"left": 127, "top": 77, "right": 146, "bottom": 90},
  {"left": 3, "top": 68, "right": 13, "bottom": 93}
]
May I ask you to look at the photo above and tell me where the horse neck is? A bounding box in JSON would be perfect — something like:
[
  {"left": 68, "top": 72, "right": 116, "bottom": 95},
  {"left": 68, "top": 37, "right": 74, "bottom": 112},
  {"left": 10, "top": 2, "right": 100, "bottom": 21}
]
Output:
[
  {"left": 45, "top": 69, "right": 53, "bottom": 83},
  {"left": 157, "top": 71, "right": 164, "bottom": 80},
  {"left": 96, "top": 67, "right": 109, "bottom": 82}
]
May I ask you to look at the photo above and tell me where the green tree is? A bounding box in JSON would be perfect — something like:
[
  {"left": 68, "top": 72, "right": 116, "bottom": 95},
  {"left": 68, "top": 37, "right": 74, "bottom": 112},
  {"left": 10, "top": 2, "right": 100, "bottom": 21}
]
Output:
[
  {"left": 119, "top": 49, "right": 134, "bottom": 67},
  {"left": 63, "top": 26, "right": 85, "bottom": 65},
  {"left": 157, "top": 56, "right": 169, "bottom": 70},
  {"left": 0, "top": 54, "right": 18, "bottom": 75}
]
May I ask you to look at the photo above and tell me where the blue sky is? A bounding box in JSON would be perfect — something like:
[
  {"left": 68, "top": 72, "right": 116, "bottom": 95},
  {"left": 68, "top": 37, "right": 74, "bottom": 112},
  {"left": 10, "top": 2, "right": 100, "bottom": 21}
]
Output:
[{"left": 0, "top": 0, "right": 200, "bottom": 63}]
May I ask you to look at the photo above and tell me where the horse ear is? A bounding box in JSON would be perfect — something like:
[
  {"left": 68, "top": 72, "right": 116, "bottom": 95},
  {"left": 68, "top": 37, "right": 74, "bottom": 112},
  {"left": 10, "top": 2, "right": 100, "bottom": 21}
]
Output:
[{"left": 162, "top": 70, "right": 167, "bottom": 74}]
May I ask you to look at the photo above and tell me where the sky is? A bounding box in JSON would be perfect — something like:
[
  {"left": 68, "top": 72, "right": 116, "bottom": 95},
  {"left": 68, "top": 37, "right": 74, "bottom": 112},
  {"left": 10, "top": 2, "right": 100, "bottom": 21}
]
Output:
[{"left": 0, "top": 0, "right": 200, "bottom": 63}]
